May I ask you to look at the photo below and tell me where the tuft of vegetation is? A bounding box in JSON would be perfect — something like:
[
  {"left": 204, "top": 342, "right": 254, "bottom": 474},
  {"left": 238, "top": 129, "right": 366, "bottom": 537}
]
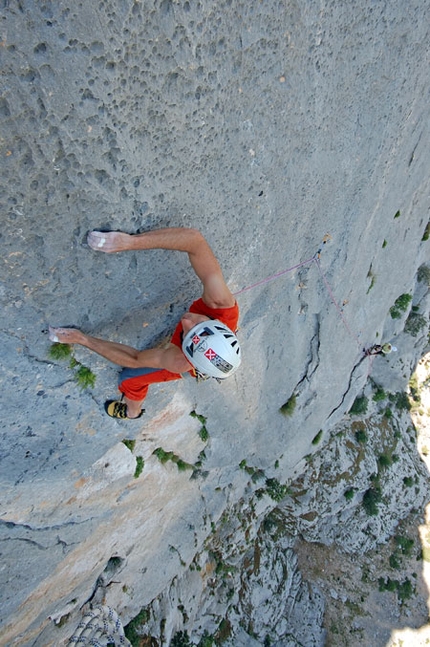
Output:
[
  {"left": 366, "top": 267, "right": 376, "bottom": 294},
  {"left": 48, "top": 342, "right": 73, "bottom": 360},
  {"left": 312, "top": 430, "right": 323, "bottom": 445},
  {"left": 122, "top": 439, "right": 136, "bottom": 452},
  {"left": 382, "top": 239, "right": 388, "bottom": 248},
  {"left": 349, "top": 395, "right": 368, "bottom": 416},
  {"left": 190, "top": 410, "right": 209, "bottom": 442},
  {"left": 238, "top": 459, "right": 265, "bottom": 481},
  {"left": 390, "top": 293, "right": 412, "bottom": 319},
  {"left": 49, "top": 342, "right": 96, "bottom": 390},
  {"left": 422, "top": 221, "right": 430, "bottom": 241},
  {"left": 153, "top": 447, "right": 174, "bottom": 463},
  {"left": 280, "top": 394, "right": 297, "bottom": 416},
  {"left": 153, "top": 447, "right": 193, "bottom": 471},
  {"left": 134, "top": 456, "right": 144, "bottom": 478},
  {"left": 175, "top": 458, "right": 191, "bottom": 472},
  {"left": 74, "top": 365, "right": 96, "bottom": 390},
  {"left": 403, "top": 476, "right": 414, "bottom": 487},
  {"left": 404, "top": 311, "right": 428, "bottom": 337},
  {"left": 394, "top": 210, "right": 401, "bottom": 219}
]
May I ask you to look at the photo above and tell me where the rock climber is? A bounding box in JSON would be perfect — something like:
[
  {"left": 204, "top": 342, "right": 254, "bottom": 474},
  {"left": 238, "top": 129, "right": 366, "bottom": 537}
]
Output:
[
  {"left": 49, "top": 227, "right": 241, "bottom": 419},
  {"left": 364, "top": 343, "right": 397, "bottom": 356}
]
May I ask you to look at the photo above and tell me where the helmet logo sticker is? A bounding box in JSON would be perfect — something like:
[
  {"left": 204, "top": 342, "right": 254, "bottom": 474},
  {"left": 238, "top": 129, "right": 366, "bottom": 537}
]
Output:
[
  {"left": 204, "top": 348, "right": 217, "bottom": 361},
  {"left": 192, "top": 334, "right": 200, "bottom": 344},
  {"left": 204, "top": 348, "right": 233, "bottom": 373}
]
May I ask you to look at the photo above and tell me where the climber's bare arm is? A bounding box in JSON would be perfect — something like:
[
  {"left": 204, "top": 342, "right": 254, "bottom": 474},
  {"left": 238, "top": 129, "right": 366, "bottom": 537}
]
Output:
[
  {"left": 48, "top": 326, "right": 191, "bottom": 373},
  {"left": 87, "top": 228, "right": 235, "bottom": 309}
]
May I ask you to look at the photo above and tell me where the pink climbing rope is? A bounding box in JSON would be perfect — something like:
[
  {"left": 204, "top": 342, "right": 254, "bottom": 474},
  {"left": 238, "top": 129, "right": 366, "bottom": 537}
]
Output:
[
  {"left": 313, "top": 256, "right": 363, "bottom": 350},
  {"left": 233, "top": 255, "right": 317, "bottom": 296},
  {"left": 234, "top": 247, "right": 369, "bottom": 360}
]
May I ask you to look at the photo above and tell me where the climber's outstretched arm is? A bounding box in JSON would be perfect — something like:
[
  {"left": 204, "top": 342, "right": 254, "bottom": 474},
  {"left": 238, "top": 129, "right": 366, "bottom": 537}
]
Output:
[
  {"left": 48, "top": 326, "right": 190, "bottom": 373},
  {"left": 87, "top": 227, "right": 235, "bottom": 309}
]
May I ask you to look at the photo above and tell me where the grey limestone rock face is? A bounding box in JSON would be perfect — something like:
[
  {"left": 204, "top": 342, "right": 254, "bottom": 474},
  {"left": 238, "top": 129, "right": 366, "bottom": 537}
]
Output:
[{"left": 1, "top": 0, "right": 429, "bottom": 645}]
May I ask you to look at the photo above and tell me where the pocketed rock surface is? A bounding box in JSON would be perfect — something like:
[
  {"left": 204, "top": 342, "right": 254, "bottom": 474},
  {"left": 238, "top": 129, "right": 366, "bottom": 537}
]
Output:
[{"left": 1, "top": 1, "right": 429, "bottom": 645}]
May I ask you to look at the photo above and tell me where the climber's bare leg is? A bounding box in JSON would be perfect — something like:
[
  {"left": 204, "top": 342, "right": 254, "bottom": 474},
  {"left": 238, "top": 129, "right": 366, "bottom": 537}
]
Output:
[{"left": 122, "top": 396, "right": 144, "bottom": 419}]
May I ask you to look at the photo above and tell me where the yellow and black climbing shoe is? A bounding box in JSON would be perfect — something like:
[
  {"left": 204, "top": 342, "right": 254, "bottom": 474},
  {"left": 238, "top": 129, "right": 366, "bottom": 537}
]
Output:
[{"left": 104, "top": 400, "right": 145, "bottom": 420}]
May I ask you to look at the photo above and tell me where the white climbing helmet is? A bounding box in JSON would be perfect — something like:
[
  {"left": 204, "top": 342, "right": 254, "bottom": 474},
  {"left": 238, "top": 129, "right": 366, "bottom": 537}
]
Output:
[{"left": 182, "top": 320, "right": 241, "bottom": 380}]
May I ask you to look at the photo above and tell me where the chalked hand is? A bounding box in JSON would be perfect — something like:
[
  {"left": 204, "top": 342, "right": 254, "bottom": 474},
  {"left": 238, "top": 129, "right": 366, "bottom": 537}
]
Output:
[{"left": 87, "top": 230, "right": 132, "bottom": 253}]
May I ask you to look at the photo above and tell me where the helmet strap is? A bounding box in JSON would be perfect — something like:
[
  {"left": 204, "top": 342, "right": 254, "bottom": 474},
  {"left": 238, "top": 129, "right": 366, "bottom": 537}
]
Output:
[{"left": 195, "top": 369, "right": 211, "bottom": 383}]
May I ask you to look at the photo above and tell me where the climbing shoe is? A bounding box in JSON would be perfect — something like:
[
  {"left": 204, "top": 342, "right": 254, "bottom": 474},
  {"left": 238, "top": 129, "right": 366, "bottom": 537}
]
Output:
[{"left": 104, "top": 400, "right": 145, "bottom": 420}]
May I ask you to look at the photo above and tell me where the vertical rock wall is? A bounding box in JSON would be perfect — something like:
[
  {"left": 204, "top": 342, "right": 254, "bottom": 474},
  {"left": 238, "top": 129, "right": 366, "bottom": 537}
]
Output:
[{"left": 1, "top": 0, "right": 429, "bottom": 644}]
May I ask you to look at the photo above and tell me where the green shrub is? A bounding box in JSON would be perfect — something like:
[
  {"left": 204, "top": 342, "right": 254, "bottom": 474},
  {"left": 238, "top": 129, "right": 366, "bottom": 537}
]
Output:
[
  {"left": 367, "top": 270, "right": 376, "bottom": 294},
  {"left": 190, "top": 410, "right": 209, "bottom": 441},
  {"left": 417, "top": 264, "right": 430, "bottom": 284},
  {"left": 344, "top": 488, "right": 355, "bottom": 501},
  {"left": 390, "top": 293, "right": 412, "bottom": 319},
  {"left": 355, "top": 429, "right": 368, "bottom": 443},
  {"left": 404, "top": 312, "right": 427, "bottom": 337},
  {"left": 265, "top": 478, "right": 289, "bottom": 502},
  {"left": 394, "top": 392, "right": 411, "bottom": 411},
  {"left": 422, "top": 222, "right": 430, "bottom": 241},
  {"left": 48, "top": 342, "right": 72, "bottom": 360},
  {"left": 378, "top": 576, "right": 397, "bottom": 592},
  {"left": 409, "top": 374, "right": 421, "bottom": 403},
  {"left": 49, "top": 343, "right": 96, "bottom": 390},
  {"left": 362, "top": 487, "right": 382, "bottom": 516},
  {"left": 134, "top": 456, "right": 144, "bottom": 478},
  {"left": 395, "top": 535, "right": 414, "bottom": 555},
  {"left": 394, "top": 210, "right": 401, "bottom": 219},
  {"left": 378, "top": 454, "right": 392, "bottom": 469},
  {"left": 373, "top": 388, "right": 386, "bottom": 402},
  {"left": 75, "top": 365, "right": 96, "bottom": 390},
  {"left": 389, "top": 553, "right": 401, "bottom": 569},
  {"left": 280, "top": 394, "right": 296, "bottom": 416},
  {"left": 403, "top": 476, "right": 414, "bottom": 487},
  {"left": 349, "top": 396, "right": 368, "bottom": 416},
  {"left": 122, "top": 439, "right": 136, "bottom": 452},
  {"left": 198, "top": 631, "right": 215, "bottom": 647},
  {"left": 171, "top": 630, "right": 191, "bottom": 647},
  {"left": 153, "top": 447, "right": 174, "bottom": 463},
  {"left": 312, "top": 430, "right": 323, "bottom": 445},
  {"left": 397, "top": 579, "right": 413, "bottom": 601},
  {"left": 175, "top": 458, "right": 192, "bottom": 471},
  {"left": 124, "top": 608, "right": 150, "bottom": 644}
]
